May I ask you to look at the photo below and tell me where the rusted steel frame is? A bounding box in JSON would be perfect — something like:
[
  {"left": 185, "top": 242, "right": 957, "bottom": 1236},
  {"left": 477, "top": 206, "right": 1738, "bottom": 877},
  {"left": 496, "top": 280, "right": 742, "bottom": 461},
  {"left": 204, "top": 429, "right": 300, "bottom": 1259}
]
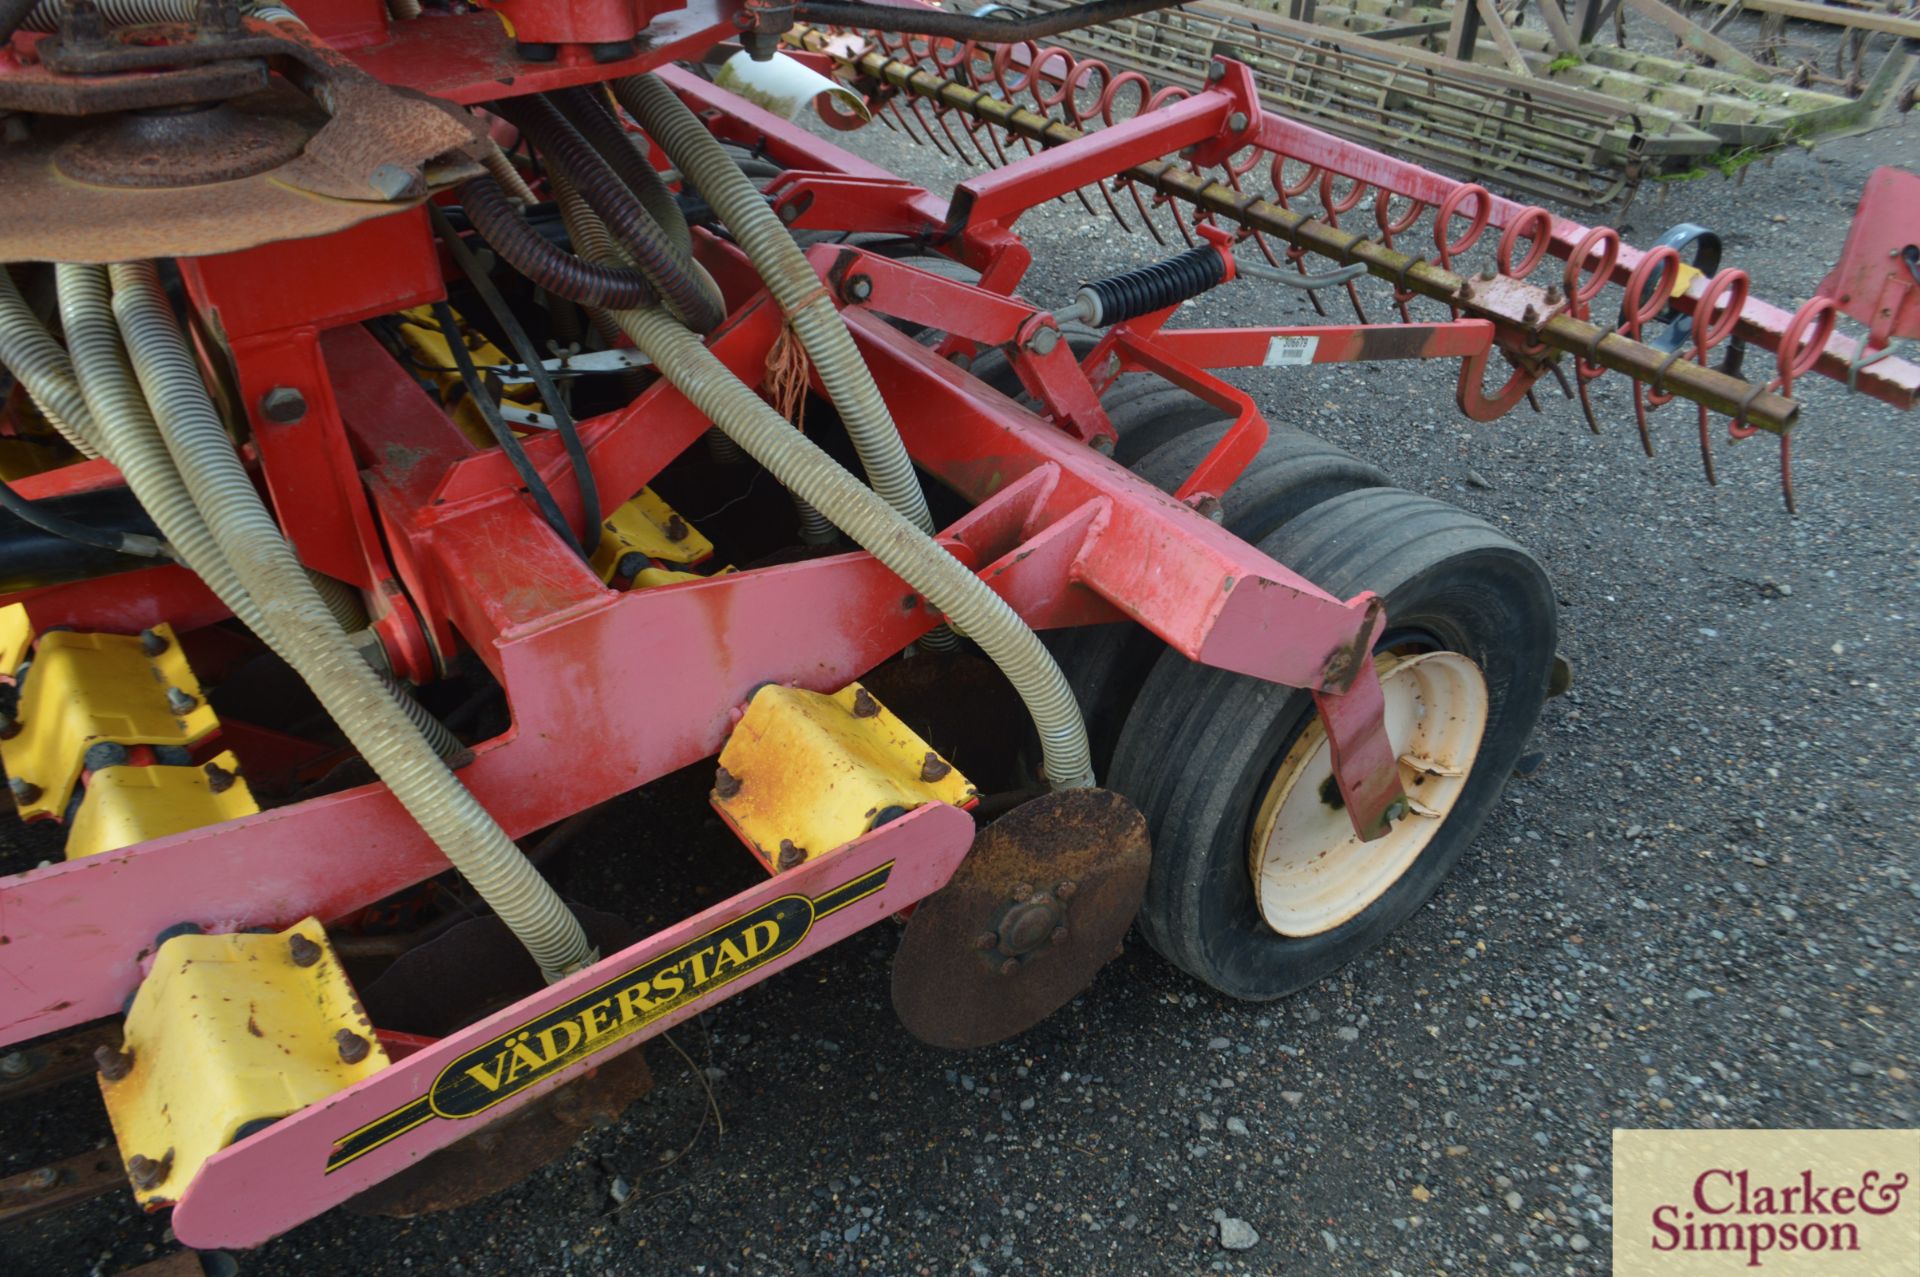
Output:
[
  {"left": 829, "top": 38, "right": 1802, "bottom": 432},
  {"left": 0, "top": 1147, "right": 125, "bottom": 1227}
]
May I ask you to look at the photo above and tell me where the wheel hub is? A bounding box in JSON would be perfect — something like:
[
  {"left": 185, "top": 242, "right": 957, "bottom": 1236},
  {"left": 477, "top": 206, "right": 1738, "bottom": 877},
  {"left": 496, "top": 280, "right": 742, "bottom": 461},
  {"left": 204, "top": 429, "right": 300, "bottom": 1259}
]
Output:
[{"left": 1249, "top": 651, "right": 1489, "bottom": 938}]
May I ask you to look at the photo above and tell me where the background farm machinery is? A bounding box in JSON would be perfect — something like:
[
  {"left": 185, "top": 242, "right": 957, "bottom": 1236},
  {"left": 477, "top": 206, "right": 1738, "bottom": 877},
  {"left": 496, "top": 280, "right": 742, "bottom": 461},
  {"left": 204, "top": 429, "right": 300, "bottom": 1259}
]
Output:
[{"left": 0, "top": 0, "right": 1914, "bottom": 1260}]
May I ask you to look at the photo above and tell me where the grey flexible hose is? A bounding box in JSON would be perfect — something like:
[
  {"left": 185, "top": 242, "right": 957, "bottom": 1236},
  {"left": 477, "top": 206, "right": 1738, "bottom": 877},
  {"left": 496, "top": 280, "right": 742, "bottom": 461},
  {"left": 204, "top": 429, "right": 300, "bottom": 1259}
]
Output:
[
  {"left": 0, "top": 269, "right": 101, "bottom": 458},
  {"left": 482, "top": 141, "right": 539, "bottom": 207},
  {"left": 5, "top": 268, "right": 467, "bottom": 762},
  {"left": 615, "top": 75, "right": 938, "bottom": 543},
  {"left": 548, "top": 172, "right": 831, "bottom": 543},
  {"left": 549, "top": 86, "right": 693, "bottom": 265},
  {"left": 102, "top": 262, "right": 593, "bottom": 980},
  {"left": 613, "top": 303, "right": 1095, "bottom": 790}
]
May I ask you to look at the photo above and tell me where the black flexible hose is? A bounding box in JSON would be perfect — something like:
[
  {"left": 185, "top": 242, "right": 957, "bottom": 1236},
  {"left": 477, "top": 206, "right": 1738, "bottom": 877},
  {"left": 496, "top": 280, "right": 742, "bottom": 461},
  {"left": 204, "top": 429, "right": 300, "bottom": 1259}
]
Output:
[
  {"left": 430, "top": 300, "right": 584, "bottom": 558},
  {"left": 460, "top": 175, "right": 658, "bottom": 311},
  {"left": 547, "top": 85, "right": 692, "bottom": 261},
  {"left": 793, "top": 0, "right": 1189, "bottom": 40},
  {"left": 491, "top": 94, "right": 725, "bottom": 334},
  {"left": 430, "top": 204, "right": 604, "bottom": 559},
  {"left": 0, "top": 473, "right": 166, "bottom": 559}
]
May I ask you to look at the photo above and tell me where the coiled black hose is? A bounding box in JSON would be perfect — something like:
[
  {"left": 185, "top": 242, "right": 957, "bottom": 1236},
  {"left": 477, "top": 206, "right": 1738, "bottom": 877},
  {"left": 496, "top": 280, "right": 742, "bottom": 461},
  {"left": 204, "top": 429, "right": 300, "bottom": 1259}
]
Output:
[
  {"left": 1075, "top": 245, "right": 1227, "bottom": 327},
  {"left": 491, "top": 94, "right": 725, "bottom": 334},
  {"left": 460, "top": 175, "right": 658, "bottom": 311},
  {"left": 546, "top": 86, "right": 692, "bottom": 263}
]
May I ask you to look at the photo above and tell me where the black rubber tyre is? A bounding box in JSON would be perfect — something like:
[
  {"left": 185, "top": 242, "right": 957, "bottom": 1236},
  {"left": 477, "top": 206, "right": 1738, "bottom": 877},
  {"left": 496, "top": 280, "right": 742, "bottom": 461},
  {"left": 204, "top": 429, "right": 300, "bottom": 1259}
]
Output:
[
  {"left": 1108, "top": 487, "right": 1557, "bottom": 1001},
  {"left": 1047, "top": 425, "right": 1387, "bottom": 776}
]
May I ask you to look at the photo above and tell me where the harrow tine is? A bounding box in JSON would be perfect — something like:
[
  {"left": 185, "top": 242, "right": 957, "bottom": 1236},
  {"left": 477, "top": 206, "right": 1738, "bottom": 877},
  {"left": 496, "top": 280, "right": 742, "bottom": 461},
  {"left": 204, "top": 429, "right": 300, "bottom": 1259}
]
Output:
[
  {"left": 1632, "top": 386, "right": 1656, "bottom": 457},
  {"left": 1697, "top": 407, "right": 1719, "bottom": 486},
  {"left": 1343, "top": 279, "right": 1370, "bottom": 325},
  {"left": 1779, "top": 435, "right": 1797, "bottom": 514},
  {"left": 1096, "top": 177, "right": 1135, "bottom": 233},
  {"left": 1125, "top": 179, "right": 1168, "bottom": 245},
  {"left": 1577, "top": 382, "right": 1601, "bottom": 433},
  {"left": 907, "top": 98, "right": 952, "bottom": 157}
]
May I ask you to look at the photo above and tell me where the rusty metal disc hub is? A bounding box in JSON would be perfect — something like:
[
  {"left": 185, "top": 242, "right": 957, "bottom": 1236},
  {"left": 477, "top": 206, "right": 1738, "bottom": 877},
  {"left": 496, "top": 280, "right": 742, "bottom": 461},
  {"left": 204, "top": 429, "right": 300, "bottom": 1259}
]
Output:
[
  {"left": 892, "top": 787, "right": 1150, "bottom": 1050},
  {"left": 54, "top": 101, "right": 313, "bottom": 189}
]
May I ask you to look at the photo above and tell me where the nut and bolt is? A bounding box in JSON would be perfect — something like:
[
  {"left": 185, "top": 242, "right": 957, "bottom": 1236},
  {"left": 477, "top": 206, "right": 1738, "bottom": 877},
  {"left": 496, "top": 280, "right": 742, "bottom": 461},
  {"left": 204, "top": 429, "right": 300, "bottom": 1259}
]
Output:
[
  {"left": 60, "top": 0, "right": 108, "bottom": 48},
  {"left": 776, "top": 839, "right": 807, "bottom": 870},
  {"left": 664, "top": 514, "right": 690, "bottom": 543},
  {"left": 777, "top": 202, "right": 802, "bottom": 225},
  {"left": 203, "top": 761, "right": 237, "bottom": 794},
  {"left": 259, "top": 386, "right": 308, "bottom": 425},
  {"left": 713, "top": 765, "right": 742, "bottom": 799},
  {"left": 288, "top": 932, "right": 322, "bottom": 967},
  {"left": 616, "top": 551, "right": 650, "bottom": 580},
  {"left": 1025, "top": 325, "right": 1060, "bottom": 356},
  {"left": 1227, "top": 111, "right": 1249, "bottom": 133},
  {"left": 9, "top": 777, "right": 41, "bottom": 805},
  {"left": 1521, "top": 304, "right": 1540, "bottom": 325},
  {"left": 1090, "top": 434, "right": 1116, "bottom": 456},
  {"left": 0, "top": 1050, "right": 33, "bottom": 1080},
  {"left": 1010, "top": 883, "right": 1034, "bottom": 901},
  {"left": 1054, "top": 880, "right": 1078, "bottom": 902},
  {"left": 126, "top": 1152, "right": 169, "bottom": 1190},
  {"left": 1050, "top": 925, "right": 1070, "bottom": 945},
  {"left": 1382, "top": 796, "right": 1411, "bottom": 824},
  {"left": 95, "top": 1044, "right": 134, "bottom": 1082},
  {"left": 850, "top": 688, "right": 880, "bottom": 719},
  {"left": 974, "top": 932, "right": 998, "bottom": 951},
  {"left": 165, "top": 686, "right": 199, "bottom": 715},
  {"left": 1544, "top": 285, "right": 1563, "bottom": 304},
  {"left": 998, "top": 957, "right": 1020, "bottom": 976},
  {"left": 919, "top": 752, "right": 952, "bottom": 783},
  {"left": 1206, "top": 61, "right": 1226, "bottom": 82},
  {"left": 335, "top": 1029, "right": 371, "bottom": 1064},
  {"left": 25, "top": 1166, "right": 58, "bottom": 1191},
  {"left": 845, "top": 274, "right": 874, "bottom": 303},
  {"left": 139, "top": 628, "right": 170, "bottom": 657}
]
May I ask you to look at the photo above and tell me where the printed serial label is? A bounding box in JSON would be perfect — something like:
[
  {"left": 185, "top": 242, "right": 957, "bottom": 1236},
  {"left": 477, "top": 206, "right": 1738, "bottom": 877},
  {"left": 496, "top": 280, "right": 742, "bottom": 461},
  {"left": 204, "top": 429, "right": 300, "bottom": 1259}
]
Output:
[
  {"left": 1262, "top": 335, "right": 1319, "bottom": 367},
  {"left": 327, "top": 862, "right": 893, "bottom": 1172}
]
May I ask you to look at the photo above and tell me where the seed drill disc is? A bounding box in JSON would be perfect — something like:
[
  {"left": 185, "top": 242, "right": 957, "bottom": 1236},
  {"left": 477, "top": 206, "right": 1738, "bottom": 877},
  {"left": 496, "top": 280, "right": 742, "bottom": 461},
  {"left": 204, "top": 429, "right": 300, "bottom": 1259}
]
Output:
[
  {"left": 346, "top": 906, "right": 652, "bottom": 1218},
  {"left": 892, "top": 787, "right": 1150, "bottom": 1050}
]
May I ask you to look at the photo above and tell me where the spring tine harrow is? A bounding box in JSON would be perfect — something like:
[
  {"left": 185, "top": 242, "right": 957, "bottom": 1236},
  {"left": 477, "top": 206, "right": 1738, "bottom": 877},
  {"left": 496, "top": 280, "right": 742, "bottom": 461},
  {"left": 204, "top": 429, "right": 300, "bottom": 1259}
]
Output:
[{"left": 796, "top": 22, "right": 1920, "bottom": 508}]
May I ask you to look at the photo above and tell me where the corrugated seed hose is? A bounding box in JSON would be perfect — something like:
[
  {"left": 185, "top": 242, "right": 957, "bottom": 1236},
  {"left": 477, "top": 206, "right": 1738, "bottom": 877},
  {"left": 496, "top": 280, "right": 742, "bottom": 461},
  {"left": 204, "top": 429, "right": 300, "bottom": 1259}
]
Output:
[
  {"left": 612, "top": 304, "right": 1096, "bottom": 790},
  {"left": 43, "top": 264, "right": 592, "bottom": 979},
  {"left": 0, "top": 270, "right": 101, "bottom": 458},
  {"left": 613, "top": 74, "right": 939, "bottom": 543},
  {"left": 2, "top": 268, "right": 464, "bottom": 760}
]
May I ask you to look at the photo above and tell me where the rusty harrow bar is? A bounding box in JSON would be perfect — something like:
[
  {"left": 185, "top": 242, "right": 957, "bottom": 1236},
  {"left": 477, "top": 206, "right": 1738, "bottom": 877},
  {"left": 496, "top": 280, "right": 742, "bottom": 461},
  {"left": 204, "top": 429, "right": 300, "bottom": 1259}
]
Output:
[{"left": 795, "top": 22, "right": 1917, "bottom": 507}]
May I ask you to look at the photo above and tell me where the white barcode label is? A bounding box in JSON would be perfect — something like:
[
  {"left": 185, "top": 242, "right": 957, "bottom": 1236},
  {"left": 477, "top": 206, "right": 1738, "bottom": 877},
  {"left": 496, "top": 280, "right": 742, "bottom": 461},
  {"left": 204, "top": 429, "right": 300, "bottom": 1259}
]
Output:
[{"left": 1263, "top": 335, "right": 1320, "bottom": 367}]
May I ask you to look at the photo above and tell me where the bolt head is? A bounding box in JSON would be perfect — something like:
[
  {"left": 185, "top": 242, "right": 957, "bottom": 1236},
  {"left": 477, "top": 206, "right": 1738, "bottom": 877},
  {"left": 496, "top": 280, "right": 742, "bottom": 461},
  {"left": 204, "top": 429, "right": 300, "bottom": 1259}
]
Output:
[
  {"left": 288, "top": 932, "right": 323, "bottom": 968},
  {"left": 998, "top": 958, "right": 1020, "bottom": 976},
  {"left": 1053, "top": 880, "right": 1078, "bottom": 901},
  {"left": 335, "top": 1028, "right": 371, "bottom": 1065},
  {"left": 259, "top": 386, "right": 307, "bottom": 424},
  {"left": 25, "top": 1166, "right": 58, "bottom": 1191},
  {"left": 1090, "top": 435, "right": 1116, "bottom": 456},
  {"left": 1026, "top": 326, "right": 1060, "bottom": 356},
  {"left": 1010, "top": 882, "right": 1034, "bottom": 901},
  {"left": 778, "top": 202, "right": 801, "bottom": 225},
  {"left": 1227, "top": 111, "right": 1249, "bottom": 133},
  {"left": 166, "top": 686, "right": 199, "bottom": 715},
  {"left": 1050, "top": 925, "right": 1069, "bottom": 945},
  {"left": 0, "top": 1051, "right": 33, "bottom": 1080},
  {"left": 94, "top": 1044, "right": 133, "bottom": 1082},
  {"left": 974, "top": 932, "right": 998, "bottom": 951},
  {"left": 847, "top": 275, "right": 873, "bottom": 302}
]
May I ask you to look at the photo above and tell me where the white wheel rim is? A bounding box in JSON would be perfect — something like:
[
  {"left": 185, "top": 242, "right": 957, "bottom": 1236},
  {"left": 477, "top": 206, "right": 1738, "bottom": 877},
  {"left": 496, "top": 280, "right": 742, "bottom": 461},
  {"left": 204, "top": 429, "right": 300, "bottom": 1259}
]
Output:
[{"left": 1248, "top": 651, "right": 1489, "bottom": 938}]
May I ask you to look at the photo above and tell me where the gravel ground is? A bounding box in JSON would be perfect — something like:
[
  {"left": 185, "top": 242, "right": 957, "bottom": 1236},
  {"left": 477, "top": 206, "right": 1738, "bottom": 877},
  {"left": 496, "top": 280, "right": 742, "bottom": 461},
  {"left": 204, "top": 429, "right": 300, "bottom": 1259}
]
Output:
[{"left": 3, "top": 22, "right": 1917, "bottom": 1277}]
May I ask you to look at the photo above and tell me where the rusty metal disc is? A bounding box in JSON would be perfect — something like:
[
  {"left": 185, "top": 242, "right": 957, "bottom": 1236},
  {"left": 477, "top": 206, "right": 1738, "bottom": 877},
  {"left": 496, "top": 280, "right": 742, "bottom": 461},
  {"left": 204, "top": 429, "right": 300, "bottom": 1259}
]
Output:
[
  {"left": 345, "top": 906, "right": 653, "bottom": 1218},
  {"left": 892, "top": 787, "right": 1150, "bottom": 1050},
  {"left": 54, "top": 102, "right": 313, "bottom": 190}
]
